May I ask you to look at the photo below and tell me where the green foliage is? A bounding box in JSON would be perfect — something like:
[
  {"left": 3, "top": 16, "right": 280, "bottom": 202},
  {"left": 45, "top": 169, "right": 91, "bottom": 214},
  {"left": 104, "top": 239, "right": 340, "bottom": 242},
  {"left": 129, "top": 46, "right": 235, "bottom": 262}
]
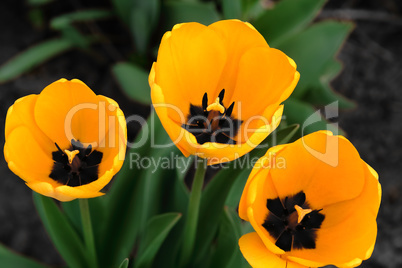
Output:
[
  {"left": 159, "top": 1, "right": 220, "bottom": 34},
  {"left": 50, "top": 9, "right": 113, "bottom": 30},
  {"left": 135, "top": 213, "right": 182, "bottom": 268},
  {"left": 28, "top": 8, "right": 45, "bottom": 29},
  {"left": 209, "top": 208, "right": 245, "bottom": 268},
  {"left": 283, "top": 98, "right": 344, "bottom": 137},
  {"left": 0, "top": 243, "right": 48, "bottom": 268},
  {"left": 33, "top": 193, "right": 90, "bottom": 268},
  {"left": 222, "top": 0, "right": 242, "bottom": 19},
  {"left": 130, "top": 0, "right": 160, "bottom": 54},
  {"left": 112, "top": 62, "right": 152, "bottom": 104},
  {"left": 0, "top": 39, "right": 73, "bottom": 84},
  {"left": 253, "top": 0, "right": 327, "bottom": 46},
  {"left": 277, "top": 21, "right": 354, "bottom": 99},
  {"left": 118, "top": 259, "right": 129, "bottom": 268}
]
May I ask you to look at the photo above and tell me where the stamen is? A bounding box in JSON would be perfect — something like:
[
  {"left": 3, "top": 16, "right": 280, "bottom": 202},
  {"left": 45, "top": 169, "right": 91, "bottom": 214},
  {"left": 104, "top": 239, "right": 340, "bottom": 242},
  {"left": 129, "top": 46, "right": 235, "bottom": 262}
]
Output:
[
  {"left": 202, "top": 93, "right": 208, "bottom": 111},
  {"left": 294, "top": 205, "right": 312, "bottom": 223},
  {"left": 64, "top": 149, "right": 80, "bottom": 164},
  {"left": 207, "top": 97, "right": 225, "bottom": 114},
  {"left": 218, "top": 89, "right": 225, "bottom": 104},
  {"left": 55, "top": 143, "right": 64, "bottom": 154},
  {"left": 225, "top": 102, "right": 235, "bottom": 117}
]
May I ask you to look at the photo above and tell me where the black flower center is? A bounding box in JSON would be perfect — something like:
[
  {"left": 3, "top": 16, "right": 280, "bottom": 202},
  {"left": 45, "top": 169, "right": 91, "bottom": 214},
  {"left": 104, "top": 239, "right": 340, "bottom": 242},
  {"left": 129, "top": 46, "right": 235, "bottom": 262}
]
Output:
[
  {"left": 182, "top": 89, "right": 242, "bottom": 144},
  {"left": 262, "top": 191, "right": 325, "bottom": 252},
  {"left": 49, "top": 139, "right": 103, "bottom": 187}
]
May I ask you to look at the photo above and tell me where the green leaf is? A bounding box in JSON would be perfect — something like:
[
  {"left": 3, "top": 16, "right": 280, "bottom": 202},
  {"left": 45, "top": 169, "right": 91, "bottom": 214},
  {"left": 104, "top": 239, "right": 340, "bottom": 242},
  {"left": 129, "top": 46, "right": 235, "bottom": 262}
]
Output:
[
  {"left": 0, "top": 243, "right": 48, "bottom": 268},
  {"left": 118, "top": 258, "right": 129, "bottom": 268},
  {"left": 0, "top": 38, "right": 74, "bottom": 84},
  {"left": 241, "top": 0, "right": 265, "bottom": 21},
  {"left": 277, "top": 21, "right": 353, "bottom": 98},
  {"left": 253, "top": 0, "right": 327, "bottom": 46},
  {"left": 111, "top": 62, "right": 151, "bottom": 104},
  {"left": 150, "top": 165, "right": 190, "bottom": 268},
  {"left": 135, "top": 213, "right": 182, "bottom": 268},
  {"left": 283, "top": 98, "right": 344, "bottom": 137},
  {"left": 222, "top": 0, "right": 242, "bottom": 19},
  {"left": 99, "top": 112, "right": 171, "bottom": 268},
  {"left": 111, "top": 0, "right": 132, "bottom": 24},
  {"left": 33, "top": 193, "right": 89, "bottom": 268},
  {"left": 61, "top": 196, "right": 106, "bottom": 243},
  {"left": 28, "top": 8, "right": 45, "bottom": 29},
  {"left": 193, "top": 166, "right": 238, "bottom": 265},
  {"left": 61, "top": 199, "right": 82, "bottom": 235},
  {"left": 130, "top": 0, "right": 160, "bottom": 54},
  {"left": 59, "top": 25, "right": 91, "bottom": 49},
  {"left": 160, "top": 1, "right": 220, "bottom": 33},
  {"left": 209, "top": 208, "right": 243, "bottom": 268},
  {"left": 50, "top": 9, "right": 113, "bottom": 30},
  {"left": 303, "top": 60, "right": 356, "bottom": 109}
]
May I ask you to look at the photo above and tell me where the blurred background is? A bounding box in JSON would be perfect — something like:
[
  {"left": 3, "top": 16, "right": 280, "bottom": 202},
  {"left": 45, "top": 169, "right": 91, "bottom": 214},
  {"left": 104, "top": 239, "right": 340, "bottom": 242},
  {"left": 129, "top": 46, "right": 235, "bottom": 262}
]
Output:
[{"left": 0, "top": 0, "right": 401, "bottom": 267}]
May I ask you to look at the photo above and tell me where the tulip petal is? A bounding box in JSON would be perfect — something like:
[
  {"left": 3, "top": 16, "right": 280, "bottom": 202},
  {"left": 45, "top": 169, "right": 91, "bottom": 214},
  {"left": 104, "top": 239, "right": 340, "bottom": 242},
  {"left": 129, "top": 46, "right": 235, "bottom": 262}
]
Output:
[
  {"left": 4, "top": 126, "right": 55, "bottom": 185},
  {"left": 269, "top": 131, "right": 366, "bottom": 209},
  {"left": 208, "top": 20, "right": 269, "bottom": 103},
  {"left": 154, "top": 22, "right": 227, "bottom": 122},
  {"left": 231, "top": 47, "right": 299, "bottom": 120},
  {"left": 54, "top": 185, "right": 104, "bottom": 200},
  {"left": 86, "top": 95, "right": 127, "bottom": 193},
  {"left": 5, "top": 94, "right": 54, "bottom": 153},
  {"left": 34, "top": 78, "right": 103, "bottom": 149},
  {"left": 239, "top": 232, "right": 305, "bottom": 268}
]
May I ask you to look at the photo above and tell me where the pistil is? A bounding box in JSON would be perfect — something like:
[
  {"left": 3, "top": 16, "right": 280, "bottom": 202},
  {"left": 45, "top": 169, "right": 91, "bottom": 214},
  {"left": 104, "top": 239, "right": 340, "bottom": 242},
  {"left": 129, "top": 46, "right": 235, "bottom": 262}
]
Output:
[
  {"left": 64, "top": 149, "right": 80, "bottom": 164},
  {"left": 206, "top": 97, "right": 225, "bottom": 114},
  {"left": 294, "top": 205, "right": 312, "bottom": 224}
]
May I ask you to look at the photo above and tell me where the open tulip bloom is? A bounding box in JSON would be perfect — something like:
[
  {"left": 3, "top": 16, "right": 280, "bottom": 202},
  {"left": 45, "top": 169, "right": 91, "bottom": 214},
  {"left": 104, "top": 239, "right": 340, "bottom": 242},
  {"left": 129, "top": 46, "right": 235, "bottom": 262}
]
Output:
[
  {"left": 239, "top": 131, "right": 381, "bottom": 268},
  {"left": 4, "top": 79, "right": 127, "bottom": 201},
  {"left": 150, "top": 20, "right": 300, "bottom": 165}
]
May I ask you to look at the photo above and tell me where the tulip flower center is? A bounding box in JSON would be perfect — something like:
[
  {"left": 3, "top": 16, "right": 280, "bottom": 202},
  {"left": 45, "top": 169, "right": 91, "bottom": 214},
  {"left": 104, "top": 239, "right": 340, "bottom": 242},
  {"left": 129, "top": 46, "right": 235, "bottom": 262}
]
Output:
[
  {"left": 262, "top": 191, "right": 325, "bottom": 252},
  {"left": 49, "top": 139, "right": 103, "bottom": 187},
  {"left": 182, "top": 89, "right": 242, "bottom": 144}
]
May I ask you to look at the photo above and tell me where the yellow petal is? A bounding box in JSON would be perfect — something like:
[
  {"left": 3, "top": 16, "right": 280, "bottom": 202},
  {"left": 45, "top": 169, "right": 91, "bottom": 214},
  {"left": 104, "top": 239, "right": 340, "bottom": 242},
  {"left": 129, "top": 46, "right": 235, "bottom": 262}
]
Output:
[
  {"left": 208, "top": 20, "right": 269, "bottom": 103},
  {"left": 247, "top": 176, "right": 285, "bottom": 256},
  {"left": 76, "top": 95, "right": 127, "bottom": 194},
  {"left": 54, "top": 185, "right": 104, "bottom": 201},
  {"left": 154, "top": 22, "right": 227, "bottom": 123},
  {"left": 5, "top": 94, "right": 54, "bottom": 153},
  {"left": 4, "top": 126, "right": 56, "bottom": 185},
  {"left": 269, "top": 131, "right": 366, "bottom": 208},
  {"left": 96, "top": 95, "right": 127, "bottom": 175},
  {"left": 151, "top": 81, "right": 192, "bottom": 157},
  {"left": 34, "top": 78, "right": 102, "bottom": 149},
  {"left": 238, "top": 161, "right": 263, "bottom": 221},
  {"left": 230, "top": 47, "right": 299, "bottom": 120},
  {"left": 239, "top": 232, "right": 305, "bottom": 268}
]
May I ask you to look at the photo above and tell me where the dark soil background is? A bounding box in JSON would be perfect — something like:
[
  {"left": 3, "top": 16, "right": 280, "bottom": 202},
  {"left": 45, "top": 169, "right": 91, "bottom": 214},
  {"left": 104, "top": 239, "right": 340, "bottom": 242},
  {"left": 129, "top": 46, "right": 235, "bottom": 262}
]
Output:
[{"left": 0, "top": 0, "right": 401, "bottom": 267}]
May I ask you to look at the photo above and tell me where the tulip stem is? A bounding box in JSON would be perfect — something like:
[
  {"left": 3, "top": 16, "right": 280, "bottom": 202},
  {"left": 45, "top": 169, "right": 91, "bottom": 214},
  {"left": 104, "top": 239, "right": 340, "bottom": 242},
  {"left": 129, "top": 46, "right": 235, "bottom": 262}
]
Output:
[
  {"left": 79, "top": 199, "right": 98, "bottom": 268},
  {"left": 180, "top": 158, "right": 207, "bottom": 267}
]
